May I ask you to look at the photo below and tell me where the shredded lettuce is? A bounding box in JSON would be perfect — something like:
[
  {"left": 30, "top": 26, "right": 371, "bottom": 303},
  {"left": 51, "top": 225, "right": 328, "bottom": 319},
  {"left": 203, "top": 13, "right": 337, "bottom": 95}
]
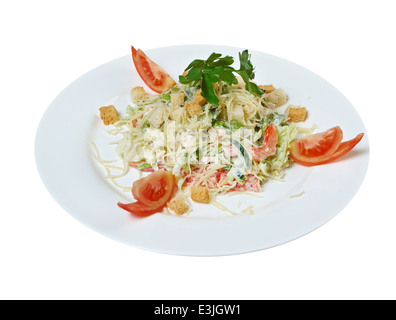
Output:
[{"left": 111, "top": 78, "right": 296, "bottom": 193}]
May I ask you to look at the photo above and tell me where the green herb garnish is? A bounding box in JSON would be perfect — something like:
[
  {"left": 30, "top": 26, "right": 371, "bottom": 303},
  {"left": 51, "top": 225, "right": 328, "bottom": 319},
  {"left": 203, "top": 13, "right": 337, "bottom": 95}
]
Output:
[
  {"left": 230, "top": 119, "right": 243, "bottom": 130},
  {"left": 137, "top": 163, "right": 152, "bottom": 170},
  {"left": 179, "top": 50, "right": 264, "bottom": 105},
  {"left": 212, "top": 119, "right": 243, "bottom": 132},
  {"left": 161, "top": 92, "right": 171, "bottom": 101},
  {"left": 141, "top": 120, "right": 150, "bottom": 129}
]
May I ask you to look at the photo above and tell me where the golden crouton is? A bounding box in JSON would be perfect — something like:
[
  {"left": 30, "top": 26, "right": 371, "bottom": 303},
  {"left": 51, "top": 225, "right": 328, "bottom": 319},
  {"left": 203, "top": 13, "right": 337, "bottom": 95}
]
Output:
[
  {"left": 191, "top": 186, "right": 210, "bottom": 204},
  {"left": 193, "top": 89, "right": 207, "bottom": 106},
  {"left": 171, "top": 92, "right": 185, "bottom": 107},
  {"left": 259, "top": 84, "right": 276, "bottom": 93},
  {"left": 130, "top": 86, "right": 147, "bottom": 103},
  {"left": 99, "top": 105, "right": 119, "bottom": 125},
  {"left": 168, "top": 198, "right": 189, "bottom": 215},
  {"left": 185, "top": 101, "right": 203, "bottom": 117},
  {"left": 182, "top": 70, "right": 189, "bottom": 77},
  {"left": 288, "top": 106, "right": 307, "bottom": 122}
]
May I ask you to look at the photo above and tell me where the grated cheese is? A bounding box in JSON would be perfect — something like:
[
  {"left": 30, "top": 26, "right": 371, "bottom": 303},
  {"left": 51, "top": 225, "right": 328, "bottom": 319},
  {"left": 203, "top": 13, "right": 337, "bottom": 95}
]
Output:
[
  {"left": 290, "top": 191, "right": 305, "bottom": 198},
  {"left": 90, "top": 142, "right": 131, "bottom": 192},
  {"left": 209, "top": 199, "right": 236, "bottom": 215},
  {"left": 241, "top": 205, "right": 255, "bottom": 215}
]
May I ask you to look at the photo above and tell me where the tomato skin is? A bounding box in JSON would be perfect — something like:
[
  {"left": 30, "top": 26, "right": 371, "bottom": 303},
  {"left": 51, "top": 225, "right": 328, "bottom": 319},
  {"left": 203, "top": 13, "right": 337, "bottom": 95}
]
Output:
[
  {"left": 118, "top": 171, "right": 176, "bottom": 216},
  {"left": 251, "top": 123, "right": 278, "bottom": 161},
  {"left": 132, "top": 171, "right": 175, "bottom": 206},
  {"left": 289, "top": 127, "right": 363, "bottom": 166},
  {"left": 131, "top": 46, "right": 176, "bottom": 93},
  {"left": 317, "top": 132, "right": 364, "bottom": 165},
  {"left": 117, "top": 201, "right": 165, "bottom": 217},
  {"left": 289, "top": 126, "right": 343, "bottom": 166}
]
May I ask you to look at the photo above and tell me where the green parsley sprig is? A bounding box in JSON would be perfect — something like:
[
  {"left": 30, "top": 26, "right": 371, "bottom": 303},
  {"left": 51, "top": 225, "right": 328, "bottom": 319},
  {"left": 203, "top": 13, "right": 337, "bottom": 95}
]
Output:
[{"left": 179, "top": 50, "right": 264, "bottom": 105}]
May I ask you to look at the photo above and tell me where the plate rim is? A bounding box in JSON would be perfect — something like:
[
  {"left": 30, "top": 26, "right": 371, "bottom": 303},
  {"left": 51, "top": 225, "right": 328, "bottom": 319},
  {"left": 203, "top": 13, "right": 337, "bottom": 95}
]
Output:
[{"left": 35, "top": 44, "right": 370, "bottom": 256}]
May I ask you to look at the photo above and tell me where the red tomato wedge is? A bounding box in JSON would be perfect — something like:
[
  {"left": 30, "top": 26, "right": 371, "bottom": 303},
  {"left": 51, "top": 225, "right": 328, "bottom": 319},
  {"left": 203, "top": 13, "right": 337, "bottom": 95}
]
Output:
[
  {"left": 117, "top": 201, "right": 167, "bottom": 217},
  {"left": 131, "top": 170, "right": 175, "bottom": 206},
  {"left": 289, "top": 126, "right": 343, "bottom": 166},
  {"left": 250, "top": 123, "right": 278, "bottom": 161},
  {"left": 289, "top": 126, "right": 363, "bottom": 166},
  {"left": 131, "top": 46, "right": 176, "bottom": 93},
  {"left": 118, "top": 171, "right": 176, "bottom": 216},
  {"left": 317, "top": 132, "right": 364, "bottom": 165}
]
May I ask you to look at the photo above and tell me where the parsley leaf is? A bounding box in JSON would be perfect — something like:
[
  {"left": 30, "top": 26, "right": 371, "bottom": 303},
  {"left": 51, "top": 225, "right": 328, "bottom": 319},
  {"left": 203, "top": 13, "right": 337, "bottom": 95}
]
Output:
[
  {"left": 239, "top": 50, "right": 255, "bottom": 80},
  {"left": 206, "top": 53, "right": 222, "bottom": 63},
  {"left": 218, "top": 69, "right": 238, "bottom": 85},
  {"left": 181, "top": 50, "right": 264, "bottom": 104},
  {"left": 185, "top": 59, "right": 205, "bottom": 70},
  {"left": 201, "top": 73, "right": 219, "bottom": 104}
]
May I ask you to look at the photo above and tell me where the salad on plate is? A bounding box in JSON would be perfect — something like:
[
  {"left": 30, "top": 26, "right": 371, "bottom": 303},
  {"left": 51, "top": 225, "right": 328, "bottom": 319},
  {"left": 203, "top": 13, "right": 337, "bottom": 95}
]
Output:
[{"left": 92, "top": 46, "right": 364, "bottom": 217}]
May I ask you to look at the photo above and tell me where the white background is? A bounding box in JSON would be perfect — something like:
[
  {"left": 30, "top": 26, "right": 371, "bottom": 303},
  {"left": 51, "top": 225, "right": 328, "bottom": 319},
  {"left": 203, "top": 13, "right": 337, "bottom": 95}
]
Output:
[{"left": 1, "top": 0, "right": 395, "bottom": 300}]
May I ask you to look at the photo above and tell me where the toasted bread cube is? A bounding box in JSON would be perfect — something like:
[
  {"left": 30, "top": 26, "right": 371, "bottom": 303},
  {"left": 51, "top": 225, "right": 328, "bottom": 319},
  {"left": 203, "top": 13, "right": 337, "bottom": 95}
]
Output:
[
  {"left": 171, "top": 92, "right": 185, "bottom": 107},
  {"left": 191, "top": 186, "right": 210, "bottom": 204},
  {"left": 288, "top": 106, "right": 307, "bottom": 122},
  {"left": 259, "top": 84, "right": 276, "bottom": 93},
  {"left": 186, "top": 101, "right": 203, "bottom": 117},
  {"left": 130, "top": 86, "right": 147, "bottom": 103},
  {"left": 99, "top": 105, "right": 119, "bottom": 125},
  {"left": 193, "top": 89, "right": 207, "bottom": 106},
  {"left": 168, "top": 198, "right": 189, "bottom": 215}
]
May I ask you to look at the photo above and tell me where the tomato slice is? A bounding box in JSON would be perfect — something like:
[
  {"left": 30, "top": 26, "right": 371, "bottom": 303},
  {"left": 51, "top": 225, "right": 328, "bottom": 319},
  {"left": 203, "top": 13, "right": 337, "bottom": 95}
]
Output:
[
  {"left": 118, "top": 171, "right": 176, "bottom": 216},
  {"left": 319, "top": 132, "right": 364, "bottom": 165},
  {"left": 117, "top": 201, "right": 166, "bottom": 217},
  {"left": 132, "top": 170, "right": 175, "bottom": 206},
  {"left": 289, "top": 126, "right": 343, "bottom": 166},
  {"left": 289, "top": 126, "right": 363, "bottom": 166},
  {"left": 131, "top": 46, "right": 176, "bottom": 93},
  {"left": 250, "top": 123, "right": 278, "bottom": 161}
]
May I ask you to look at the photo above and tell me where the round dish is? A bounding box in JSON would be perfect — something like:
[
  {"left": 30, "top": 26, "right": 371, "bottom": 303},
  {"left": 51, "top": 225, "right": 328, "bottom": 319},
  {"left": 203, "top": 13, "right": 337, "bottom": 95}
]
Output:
[{"left": 35, "top": 45, "right": 369, "bottom": 256}]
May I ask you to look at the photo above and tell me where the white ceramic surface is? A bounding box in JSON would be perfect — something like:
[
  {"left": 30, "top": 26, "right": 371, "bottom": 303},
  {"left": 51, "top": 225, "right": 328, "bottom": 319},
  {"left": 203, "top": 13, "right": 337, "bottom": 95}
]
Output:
[{"left": 35, "top": 45, "right": 369, "bottom": 256}]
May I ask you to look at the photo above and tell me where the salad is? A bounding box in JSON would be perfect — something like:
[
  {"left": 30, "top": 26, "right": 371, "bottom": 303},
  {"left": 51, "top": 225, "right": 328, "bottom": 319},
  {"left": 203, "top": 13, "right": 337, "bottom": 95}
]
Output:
[{"left": 94, "top": 46, "right": 364, "bottom": 217}]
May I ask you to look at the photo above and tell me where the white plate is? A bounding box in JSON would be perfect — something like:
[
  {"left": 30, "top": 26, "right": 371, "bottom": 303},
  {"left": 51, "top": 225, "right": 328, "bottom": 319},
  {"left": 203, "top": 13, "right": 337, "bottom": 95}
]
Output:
[{"left": 35, "top": 45, "right": 369, "bottom": 256}]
